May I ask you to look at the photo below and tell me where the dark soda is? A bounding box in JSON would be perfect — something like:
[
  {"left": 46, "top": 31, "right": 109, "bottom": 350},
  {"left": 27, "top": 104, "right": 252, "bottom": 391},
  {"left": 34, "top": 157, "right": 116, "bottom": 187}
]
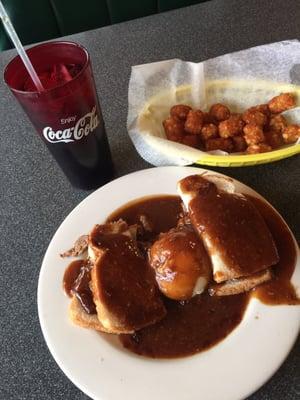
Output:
[{"left": 4, "top": 41, "right": 114, "bottom": 190}]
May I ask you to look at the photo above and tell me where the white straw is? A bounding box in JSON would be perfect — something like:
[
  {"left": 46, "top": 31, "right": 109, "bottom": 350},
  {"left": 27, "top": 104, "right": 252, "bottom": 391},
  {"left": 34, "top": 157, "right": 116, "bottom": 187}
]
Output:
[{"left": 0, "top": 0, "right": 44, "bottom": 91}]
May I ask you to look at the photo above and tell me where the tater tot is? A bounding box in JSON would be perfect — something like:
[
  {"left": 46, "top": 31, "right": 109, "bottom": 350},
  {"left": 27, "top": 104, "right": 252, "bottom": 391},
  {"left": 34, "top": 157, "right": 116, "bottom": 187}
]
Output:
[
  {"left": 184, "top": 110, "right": 204, "bottom": 134},
  {"left": 170, "top": 104, "right": 192, "bottom": 121},
  {"left": 264, "top": 130, "right": 284, "bottom": 149},
  {"left": 246, "top": 144, "right": 272, "bottom": 154},
  {"left": 251, "top": 104, "right": 271, "bottom": 116},
  {"left": 181, "top": 134, "right": 201, "bottom": 148},
  {"left": 203, "top": 112, "right": 215, "bottom": 124},
  {"left": 268, "top": 93, "right": 295, "bottom": 114},
  {"left": 242, "top": 109, "right": 268, "bottom": 126},
  {"left": 282, "top": 125, "right": 300, "bottom": 144},
  {"left": 201, "top": 123, "right": 218, "bottom": 141},
  {"left": 163, "top": 117, "right": 185, "bottom": 142},
  {"left": 243, "top": 124, "right": 265, "bottom": 145},
  {"left": 219, "top": 115, "right": 244, "bottom": 138},
  {"left": 232, "top": 135, "right": 247, "bottom": 152},
  {"left": 209, "top": 103, "right": 230, "bottom": 122},
  {"left": 165, "top": 94, "right": 298, "bottom": 154},
  {"left": 269, "top": 114, "right": 287, "bottom": 133},
  {"left": 205, "top": 137, "right": 234, "bottom": 152}
]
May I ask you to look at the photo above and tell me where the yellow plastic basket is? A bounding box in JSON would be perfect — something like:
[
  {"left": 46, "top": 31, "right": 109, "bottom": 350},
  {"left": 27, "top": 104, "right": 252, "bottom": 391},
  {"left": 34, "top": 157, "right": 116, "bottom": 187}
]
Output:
[
  {"left": 138, "top": 80, "right": 300, "bottom": 167},
  {"left": 196, "top": 145, "right": 300, "bottom": 167}
]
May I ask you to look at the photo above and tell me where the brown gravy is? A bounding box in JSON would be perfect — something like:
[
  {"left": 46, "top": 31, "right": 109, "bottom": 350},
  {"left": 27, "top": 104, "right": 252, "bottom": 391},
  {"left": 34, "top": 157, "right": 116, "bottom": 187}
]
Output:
[
  {"left": 248, "top": 195, "right": 299, "bottom": 305},
  {"left": 63, "top": 193, "right": 298, "bottom": 358},
  {"left": 90, "top": 232, "right": 166, "bottom": 331},
  {"left": 120, "top": 292, "right": 249, "bottom": 358},
  {"left": 63, "top": 260, "right": 96, "bottom": 314},
  {"left": 107, "top": 195, "right": 183, "bottom": 238},
  {"left": 110, "top": 194, "right": 298, "bottom": 358}
]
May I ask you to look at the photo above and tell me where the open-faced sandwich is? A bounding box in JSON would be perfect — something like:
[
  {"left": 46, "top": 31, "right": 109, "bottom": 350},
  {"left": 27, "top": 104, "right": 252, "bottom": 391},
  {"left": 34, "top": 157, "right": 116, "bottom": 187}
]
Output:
[{"left": 61, "top": 174, "right": 299, "bottom": 358}]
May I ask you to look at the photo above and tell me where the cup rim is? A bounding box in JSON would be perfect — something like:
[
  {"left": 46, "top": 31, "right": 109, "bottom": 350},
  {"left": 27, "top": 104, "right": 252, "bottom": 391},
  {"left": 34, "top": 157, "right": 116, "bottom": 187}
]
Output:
[{"left": 4, "top": 40, "right": 90, "bottom": 95}]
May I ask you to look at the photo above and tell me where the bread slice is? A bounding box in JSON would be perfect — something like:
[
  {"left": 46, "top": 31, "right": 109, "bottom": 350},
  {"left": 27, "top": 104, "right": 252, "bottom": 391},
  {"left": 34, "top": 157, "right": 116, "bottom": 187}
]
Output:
[
  {"left": 90, "top": 233, "right": 166, "bottom": 334},
  {"left": 67, "top": 219, "right": 165, "bottom": 334},
  {"left": 178, "top": 174, "right": 279, "bottom": 283},
  {"left": 88, "top": 220, "right": 138, "bottom": 262},
  {"left": 208, "top": 269, "right": 272, "bottom": 296},
  {"left": 69, "top": 296, "right": 108, "bottom": 332}
]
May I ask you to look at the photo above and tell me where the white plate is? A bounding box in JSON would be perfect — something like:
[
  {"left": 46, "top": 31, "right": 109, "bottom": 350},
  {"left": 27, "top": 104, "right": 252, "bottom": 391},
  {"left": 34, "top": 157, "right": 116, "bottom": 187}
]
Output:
[{"left": 38, "top": 166, "right": 300, "bottom": 400}]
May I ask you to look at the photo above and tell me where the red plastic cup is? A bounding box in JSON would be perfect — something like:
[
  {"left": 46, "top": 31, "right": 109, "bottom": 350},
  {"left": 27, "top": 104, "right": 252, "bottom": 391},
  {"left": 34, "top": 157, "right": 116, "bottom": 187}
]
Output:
[{"left": 4, "top": 41, "right": 114, "bottom": 190}]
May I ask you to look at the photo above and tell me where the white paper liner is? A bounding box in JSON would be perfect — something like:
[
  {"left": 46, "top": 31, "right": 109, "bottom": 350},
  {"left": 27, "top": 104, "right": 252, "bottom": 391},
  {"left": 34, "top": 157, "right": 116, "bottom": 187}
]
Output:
[{"left": 127, "top": 40, "right": 300, "bottom": 166}]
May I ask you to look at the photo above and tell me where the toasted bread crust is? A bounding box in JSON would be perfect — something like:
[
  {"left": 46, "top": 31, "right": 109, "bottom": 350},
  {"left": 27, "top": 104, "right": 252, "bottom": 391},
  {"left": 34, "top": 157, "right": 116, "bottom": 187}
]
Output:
[
  {"left": 208, "top": 269, "right": 272, "bottom": 296},
  {"left": 90, "top": 267, "right": 133, "bottom": 334},
  {"left": 69, "top": 296, "right": 109, "bottom": 332}
]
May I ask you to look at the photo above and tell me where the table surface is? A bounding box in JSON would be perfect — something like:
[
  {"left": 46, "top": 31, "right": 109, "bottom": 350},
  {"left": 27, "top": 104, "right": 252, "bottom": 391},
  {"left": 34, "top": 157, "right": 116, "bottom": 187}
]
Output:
[{"left": 1, "top": 0, "right": 299, "bottom": 399}]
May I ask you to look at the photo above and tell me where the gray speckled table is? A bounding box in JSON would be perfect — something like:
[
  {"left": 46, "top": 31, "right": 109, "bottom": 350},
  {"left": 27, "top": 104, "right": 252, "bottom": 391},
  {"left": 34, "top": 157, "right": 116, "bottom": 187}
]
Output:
[{"left": 0, "top": 0, "right": 299, "bottom": 399}]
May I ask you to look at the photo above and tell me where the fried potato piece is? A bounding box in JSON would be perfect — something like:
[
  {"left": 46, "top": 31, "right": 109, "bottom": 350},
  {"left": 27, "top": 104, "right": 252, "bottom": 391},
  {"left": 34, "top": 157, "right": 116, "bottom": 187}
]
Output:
[
  {"left": 181, "top": 134, "right": 201, "bottom": 148},
  {"left": 201, "top": 123, "right": 218, "bottom": 140},
  {"left": 219, "top": 115, "right": 244, "bottom": 138},
  {"left": 242, "top": 109, "right": 268, "bottom": 127},
  {"left": 184, "top": 110, "right": 204, "bottom": 134},
  {"left": 282, "top": 124, "right": 300, "bottom": 143},
  {"left": 264, "top": 130, "right": 284, "bottom": 148},
  {"left": 268, "top": 93, "right": 295, "bottom": 114},
  {"left": 269, "top": 114, "right": 287, "bottom": 133},
  {"left": 246, "top": 143, "right": 272, "bottom": 154},
  {"left": 243, "top": 124, "right": 265, "bottom": 145},
  {"left": 203, "top": 112, "right": 215, "bottom": 124},
  {"left": 164, "top": 94, "right": 297, "bottom": 153},
  {"left": 209, "top": 103, "right": 230, "bottom": 122},
  {"left": 170, "top": 104, "right": 192, "bottom": 121},
  {"left": 163, "top": 117, "right": 185, "bottom": 142},
  {"left": 205, "top": 137, "right": 234, "bottom": 152},
  {"left": 232, "top": 135, "right": 247, "bottom": 152},
  {"left": 250, "top": 104, "right": 271, "bottom": 116}
]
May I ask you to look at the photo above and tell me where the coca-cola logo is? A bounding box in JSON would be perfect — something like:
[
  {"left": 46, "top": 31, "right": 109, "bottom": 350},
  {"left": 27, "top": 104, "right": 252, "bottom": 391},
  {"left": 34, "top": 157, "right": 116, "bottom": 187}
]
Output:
[{"left": 42, "top": 106, "right": 100, "bottom": 144}]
